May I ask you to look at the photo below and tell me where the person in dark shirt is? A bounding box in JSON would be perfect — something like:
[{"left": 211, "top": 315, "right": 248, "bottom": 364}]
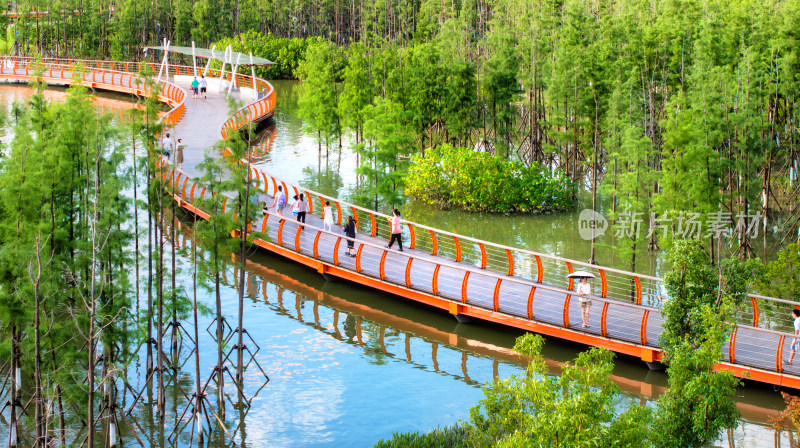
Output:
[{"left": 343, "top": 216, "right": 357, "bottom": 257}]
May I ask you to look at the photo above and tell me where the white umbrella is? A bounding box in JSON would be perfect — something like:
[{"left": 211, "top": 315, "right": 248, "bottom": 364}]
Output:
[{"left": 567, "top": 271, "right": 596, "bottom": 279}]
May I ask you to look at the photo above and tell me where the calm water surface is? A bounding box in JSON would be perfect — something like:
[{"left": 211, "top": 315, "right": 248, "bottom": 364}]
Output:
[{"left": 0, "top": 83, "right": 791, "bottom": 447}]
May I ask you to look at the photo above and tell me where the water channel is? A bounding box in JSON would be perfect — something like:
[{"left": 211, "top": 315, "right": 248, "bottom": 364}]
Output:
[{"left": 0, "top": 82, "right": 793, "bottom": 447}]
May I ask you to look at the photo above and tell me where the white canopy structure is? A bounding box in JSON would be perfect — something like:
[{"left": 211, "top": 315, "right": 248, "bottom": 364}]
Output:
[{"left": 145, "top": 41, "right": 274, "bottom": 96}]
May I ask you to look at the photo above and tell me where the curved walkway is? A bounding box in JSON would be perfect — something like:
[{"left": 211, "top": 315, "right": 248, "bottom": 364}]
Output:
[{"left": 2, "top": 56, "right": 799, "bottom": 389}]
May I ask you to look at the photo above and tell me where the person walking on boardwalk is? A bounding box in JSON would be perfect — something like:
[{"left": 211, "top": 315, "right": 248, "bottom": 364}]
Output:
[
  {"left": 270, "top": 185, "right": 287, "bottom": 217},
  {"left": 786, "top": 309, "right": 800, "bottom": 364},
  {"left": 161, "top": 132, "right": 174, "bottom": 158},
  {"left": 323, "top": 201, "right": 334, "bottom": 232},
  {"left": 296, "top": 193, "right": 308, "bottom": 223},
  {"left": 343, "top": 216, "right": 357, "bottom": 257},
  {"left": 199, "top": 75, "right": 207, "bottom": 98},
  {"left": 576, "top": 277, "right": 592, "bottom": 328},
  {"left": 175, "top": 138, "right": 185, "bottom": 169},
  {"left": 386, "top": 209, "right": 403, "bottom": 252},
  {"left": 290, "top": 194, "right": 300, "bottom": 217},
  {"left": 191, "top": 77, "right": 199, "bottom": 99}
]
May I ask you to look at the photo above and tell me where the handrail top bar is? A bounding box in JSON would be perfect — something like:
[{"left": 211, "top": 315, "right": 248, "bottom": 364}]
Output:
[{"left": 749, "top": 293, "right": 800, "bottom": 307}]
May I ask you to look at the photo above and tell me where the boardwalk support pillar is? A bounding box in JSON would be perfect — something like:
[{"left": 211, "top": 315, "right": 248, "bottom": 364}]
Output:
[
  {"left": 449, "top": 302, "right": 471, "bottom": 323},
  {"left": 640, "top": 348, "right": 663, "bottom": 370},
  {"left": 317, "top": 263, "right": 338, "bottom": 282}
]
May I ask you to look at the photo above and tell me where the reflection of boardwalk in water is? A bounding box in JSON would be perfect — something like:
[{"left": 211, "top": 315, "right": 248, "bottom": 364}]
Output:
[{"left": 3, "top": 55, "right": 800, "bottom": 390}]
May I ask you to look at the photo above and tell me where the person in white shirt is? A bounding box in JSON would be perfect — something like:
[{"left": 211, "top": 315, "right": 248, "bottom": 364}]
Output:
[
  {"left": 786, "top": 309, "right": 800, "bottom": 364},
  {"left": 270, "top": 185, "right": 287, "bottom": 216},
  {"left": 322, "top": 201, "right": 334, "bottom": 232},
  {"left": 296, "top": 193, "right": 309, "bottom": 223},
  {"left": 576, "top": 277, "right": 592, "bottom": 328},
  {"left": 199, "top": 75, "right": 208, "bottom": 98},
  {"left": 162, "top": 133, "right": 174, "bottom": 158}
]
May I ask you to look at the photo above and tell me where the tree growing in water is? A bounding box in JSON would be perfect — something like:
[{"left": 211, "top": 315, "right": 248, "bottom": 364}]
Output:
[
  {"left": 354, "top": 97, "right": 414, "bottom": 211},
  {"left": 655, "top": 240, "right": 741, "bottom": 448},
  {"left": 297, "top": 38, "right": 340, "bottom": 158}
]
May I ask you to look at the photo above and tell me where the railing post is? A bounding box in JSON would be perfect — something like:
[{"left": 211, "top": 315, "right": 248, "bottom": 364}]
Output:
[
  {"left": 640, "top": 310, "right": 650, "bottom": 346},
  {"left": 294, "top": 225, "right": 303, "bottom": 252},
  {"left": 600, "top": 302, "right": 609, "bottom": 337},
  {"left": 277, "top": 219, "right": 286, "bottom": 246},
  {"left": 751, "top": 296, "right": 759, "bottom": 327},
  {"left": 492, "top": 279, "right": 502, "bottom": 312},
  {"left": 526, "top": 286, "right": 536, "bottom": 319},
  {"left": 432, "top": 265, "right": 441, "bottom": 295},
  {"left": 461, "top": 271, "right": 470, "bottom": 303},
  {"left": 429, "top": 230, "right": 438, "bottom": 256},
  {"left": 261, "top": 215, "right": 269, "bottom": 234},
  {"left": 634, "top": 276, "right": 643, "bottom": 305},
  {"left": 379, "top": 250, "right": 388, "bottom": 280},
  {"left": 535, "top": 255, "right": 543, "bottom": 282},
  {"left": 351, "top": 206, "right": 358, "bottom": 230},
  {"left": 598, "top": 269, "right": 608, "bottom": 297},
  {"left": 333, "top": 238, "right": 342, "bottom": 266},
  {"left": 404, "top": 258, "right": 413, "bottom": 288},
  {"left": 453, "top": 236, "right": 462, "bottom": 262},
  {"left": 312, "top": 231, "right": 321, "bottom": 259},
  {"left": 355, "top": 244, "right": 364, "bottom": 273},
  {"left": 566, "top": 261, "right": 575, "bottom": 291}
]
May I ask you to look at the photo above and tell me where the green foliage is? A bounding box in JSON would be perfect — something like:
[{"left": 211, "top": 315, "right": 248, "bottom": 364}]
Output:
[
  {"left": 758, "top": 243, "right": 800, "bottom": 303},
  {"left": 468, "top": 333, "right": 653, "bottom": 447},
  {"left": 656, "top": 241, "right": 740, "bottom": 448},
  {"left": 338, "top": 42, "right": 372, "bottom": 140},
  {"left": 406, "top": 145, "right": 573, "bottom": 213},
  {"left": 297, "top": 38, "right": 340, "bottom": 149},
  {"left": 211, "top": 31, "right": 312, "bottom": 80},
  {"left": 0, "top": 66, "right": 136, "bottom": 433},
  {"left": 372, "top": 425, "right": 471, "bottom": 448},
  {"left": 354, "top": 97, "right": 415, "bottom": 210}
]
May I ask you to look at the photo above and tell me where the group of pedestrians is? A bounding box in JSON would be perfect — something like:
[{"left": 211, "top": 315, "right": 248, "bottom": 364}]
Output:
[
  {"left": 160, "top": 132, "right": 185, "bottom": 169},
  {"left": 261, "top": 186, "right": 407, "bottom": 255},
  {"left": 190, "top": 75, "right": 208, "bottom": 99}
]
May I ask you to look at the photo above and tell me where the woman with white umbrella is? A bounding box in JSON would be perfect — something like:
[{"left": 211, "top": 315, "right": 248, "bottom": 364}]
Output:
[{"left": 568, "top": 271, "right": 595, "bottom": 329}]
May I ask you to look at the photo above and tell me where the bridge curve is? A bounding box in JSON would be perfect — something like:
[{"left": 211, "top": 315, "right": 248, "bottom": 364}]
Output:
[{"left": 1, "top": 56, "right": 798, "bottom": 389}]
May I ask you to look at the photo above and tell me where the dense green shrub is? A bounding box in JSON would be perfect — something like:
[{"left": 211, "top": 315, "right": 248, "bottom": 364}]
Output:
[
  {"left": 406, "top": 145, "right": 573, "bottom": 213},
  {"left": 211, "top": 31, "right": 310, "bottom": 79},
  {"left": 372, "top": 425, "right": 471, "bottom": 448}
]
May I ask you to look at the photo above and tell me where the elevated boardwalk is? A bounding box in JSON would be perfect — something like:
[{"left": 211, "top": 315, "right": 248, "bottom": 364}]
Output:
[{"left": 2, "top": 56, "right": 799, "bottom": 389}]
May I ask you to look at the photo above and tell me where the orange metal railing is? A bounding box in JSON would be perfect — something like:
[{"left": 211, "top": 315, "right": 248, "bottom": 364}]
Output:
[{"left": 0, "top": 57, "right": 187, "bottom": 126}]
